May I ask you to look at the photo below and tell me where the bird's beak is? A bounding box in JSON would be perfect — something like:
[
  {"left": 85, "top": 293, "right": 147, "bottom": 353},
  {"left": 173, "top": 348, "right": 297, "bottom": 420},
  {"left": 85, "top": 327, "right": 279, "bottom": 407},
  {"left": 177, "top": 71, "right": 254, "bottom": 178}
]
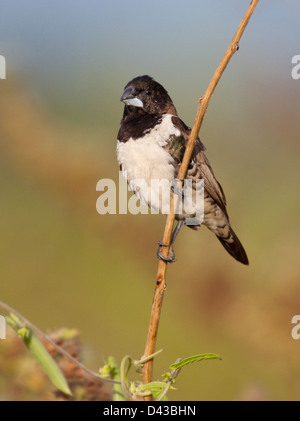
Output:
[{"left": 120, "top": 86, "right": 144, "bottom": 108}]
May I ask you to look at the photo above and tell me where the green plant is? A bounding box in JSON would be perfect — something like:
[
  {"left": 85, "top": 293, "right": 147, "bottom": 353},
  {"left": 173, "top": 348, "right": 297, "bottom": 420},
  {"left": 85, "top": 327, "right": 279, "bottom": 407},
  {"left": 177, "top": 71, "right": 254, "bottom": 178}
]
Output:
[{"left": 1, "top": 303, "right": 221, "bottom": 401}]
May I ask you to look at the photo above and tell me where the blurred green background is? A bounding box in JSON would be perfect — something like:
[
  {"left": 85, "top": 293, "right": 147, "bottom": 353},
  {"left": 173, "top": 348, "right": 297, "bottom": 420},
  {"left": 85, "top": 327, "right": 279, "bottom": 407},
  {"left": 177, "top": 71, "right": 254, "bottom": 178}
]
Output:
[{"left": 0, "top": 0, "right": 300, "bottom": 400}]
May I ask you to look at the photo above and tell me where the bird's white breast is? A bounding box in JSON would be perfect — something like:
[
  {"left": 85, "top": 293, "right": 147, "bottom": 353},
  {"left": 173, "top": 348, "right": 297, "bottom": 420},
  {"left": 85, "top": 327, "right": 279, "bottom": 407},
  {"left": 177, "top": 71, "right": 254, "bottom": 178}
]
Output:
[{"left": 117, "top": 113, "right": 180, "bottom": 213}]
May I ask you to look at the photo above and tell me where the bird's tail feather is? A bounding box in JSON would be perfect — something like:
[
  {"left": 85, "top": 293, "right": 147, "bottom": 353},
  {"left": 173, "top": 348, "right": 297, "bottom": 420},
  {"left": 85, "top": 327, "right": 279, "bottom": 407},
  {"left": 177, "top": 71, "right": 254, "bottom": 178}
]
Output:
[{"left": 217, "top": 228, "right": 249, "bottom": 265}]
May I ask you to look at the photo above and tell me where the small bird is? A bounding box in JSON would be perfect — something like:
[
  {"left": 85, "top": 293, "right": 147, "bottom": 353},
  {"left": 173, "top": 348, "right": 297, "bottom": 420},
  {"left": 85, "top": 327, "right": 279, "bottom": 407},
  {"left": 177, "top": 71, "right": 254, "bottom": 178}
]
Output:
[{"left": 117, "top": 75, "right": 248, "bottom": 265}]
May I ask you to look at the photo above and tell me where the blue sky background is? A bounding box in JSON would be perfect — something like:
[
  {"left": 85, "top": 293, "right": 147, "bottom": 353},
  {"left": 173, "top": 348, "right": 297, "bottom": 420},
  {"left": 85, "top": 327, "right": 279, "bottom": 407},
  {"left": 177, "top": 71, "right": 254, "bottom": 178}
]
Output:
[{"left": 1, "top": 0, "right": 300, "bottom": 129}]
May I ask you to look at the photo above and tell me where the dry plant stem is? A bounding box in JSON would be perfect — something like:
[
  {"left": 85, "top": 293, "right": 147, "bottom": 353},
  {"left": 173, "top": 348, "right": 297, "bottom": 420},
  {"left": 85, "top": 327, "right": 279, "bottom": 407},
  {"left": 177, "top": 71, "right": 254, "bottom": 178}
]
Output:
[{"left": 141, "top": 0, "right": 259, "bottom": 399}]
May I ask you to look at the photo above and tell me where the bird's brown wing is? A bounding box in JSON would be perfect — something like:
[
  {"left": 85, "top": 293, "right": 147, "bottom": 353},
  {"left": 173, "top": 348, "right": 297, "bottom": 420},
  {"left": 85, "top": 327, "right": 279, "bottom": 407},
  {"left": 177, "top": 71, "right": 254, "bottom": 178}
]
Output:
[{"left": 171, "top": 116, "right": 228, "bottom": 217}]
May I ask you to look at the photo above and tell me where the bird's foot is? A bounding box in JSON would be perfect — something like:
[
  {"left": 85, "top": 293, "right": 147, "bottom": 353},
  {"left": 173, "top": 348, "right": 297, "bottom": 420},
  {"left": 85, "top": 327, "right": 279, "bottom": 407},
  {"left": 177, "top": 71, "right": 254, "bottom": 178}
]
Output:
[{"left": 157, "top": 241, "right": 176, "bottom": 263}]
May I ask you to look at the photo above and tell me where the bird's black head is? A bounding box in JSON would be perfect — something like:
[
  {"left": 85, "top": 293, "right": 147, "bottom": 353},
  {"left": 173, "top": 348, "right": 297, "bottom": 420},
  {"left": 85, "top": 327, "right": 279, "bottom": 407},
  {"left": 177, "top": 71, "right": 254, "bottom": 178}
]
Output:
[{"left": 120, "top": 75, "right": 177, "bottom": 116}]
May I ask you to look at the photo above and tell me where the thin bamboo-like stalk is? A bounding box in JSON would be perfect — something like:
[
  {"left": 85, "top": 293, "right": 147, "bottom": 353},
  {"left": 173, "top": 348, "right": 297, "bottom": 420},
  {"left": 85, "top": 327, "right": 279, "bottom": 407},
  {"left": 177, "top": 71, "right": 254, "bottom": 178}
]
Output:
[{"left": 141, "top": 0, "right": 259, "bottom": 400}]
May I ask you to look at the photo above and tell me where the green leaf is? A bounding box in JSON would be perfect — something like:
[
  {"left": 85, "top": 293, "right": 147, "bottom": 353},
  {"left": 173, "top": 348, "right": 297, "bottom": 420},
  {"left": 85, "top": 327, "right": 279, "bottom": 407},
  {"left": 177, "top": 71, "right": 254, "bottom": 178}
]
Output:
[
  {"left": 25, "top": 329, "right": 72, "bottom": 396},
  {"left": 169, "top": 353, "right": 221, "bottom": 370},
  {"left": 137, "top": 381, "right": 167, "bottom": 391},
  {"left": 136, "top": 381, "right": 170, "bottom": 401},
  {"left": 6, "top": 315, "right": 72, "bottom": 396},
  {"left": 151, "top": 388, "right": 169, "bottom": 401}
]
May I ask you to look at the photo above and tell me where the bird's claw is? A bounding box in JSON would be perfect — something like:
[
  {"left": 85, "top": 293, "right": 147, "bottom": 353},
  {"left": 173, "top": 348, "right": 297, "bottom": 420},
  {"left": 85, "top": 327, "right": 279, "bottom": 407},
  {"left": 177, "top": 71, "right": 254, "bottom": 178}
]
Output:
[{"left": 157, "top": 241, "right": 176, "bottom": 263}]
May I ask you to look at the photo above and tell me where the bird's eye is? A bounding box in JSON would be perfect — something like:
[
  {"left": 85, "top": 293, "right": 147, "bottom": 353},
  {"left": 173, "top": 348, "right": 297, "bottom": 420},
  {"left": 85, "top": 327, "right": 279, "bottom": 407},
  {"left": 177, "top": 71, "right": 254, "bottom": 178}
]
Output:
[{"left": 145, "top": 89, "right": 151, "bottom": 95}]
